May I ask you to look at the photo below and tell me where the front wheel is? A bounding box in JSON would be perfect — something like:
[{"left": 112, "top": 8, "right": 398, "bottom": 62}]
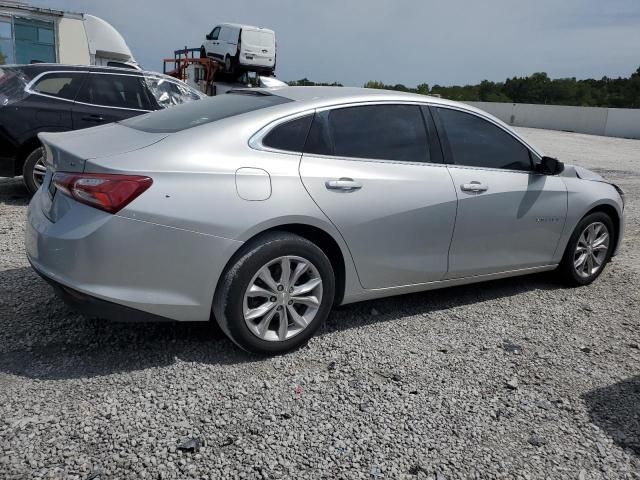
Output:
[
  {"left": 200, "top": 46, "right": 206, "bottom": 59},
  {"left": 213, "top": 232, "right": 335, "bottom": 354},
  {"left": 22, "top": 146, "right": 46, "bottom": 196},
  {"left": 557, "top": 212, "right": 615, "bottom": 286}
]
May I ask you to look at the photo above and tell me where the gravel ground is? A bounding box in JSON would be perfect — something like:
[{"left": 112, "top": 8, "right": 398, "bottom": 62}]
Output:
[{"left": 1, "top": 127, "right": 639, "bottom": 480}]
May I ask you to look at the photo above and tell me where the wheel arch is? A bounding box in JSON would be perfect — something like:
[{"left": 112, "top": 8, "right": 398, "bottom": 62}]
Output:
[
  {"left": 16, "top": 127, "right": 71, "bottom": 176},
  {"left": 16, "top": 136, "right": 42, "bottom": 176},
  {"left": 583, "top": 203, "right": 621, "bottom": 249},
  {"left": 216, "top": 222, "right": 348, "bottom": 307}
]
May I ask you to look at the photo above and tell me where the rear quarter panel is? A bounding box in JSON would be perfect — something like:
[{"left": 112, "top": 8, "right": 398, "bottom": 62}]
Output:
[{"left": 82, "top": 117, "right": 364, "bottom": 304}]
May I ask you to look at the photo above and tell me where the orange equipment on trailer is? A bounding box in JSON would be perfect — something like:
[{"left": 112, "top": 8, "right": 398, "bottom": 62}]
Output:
[{"left": 163, "top": 47, "right": 222, "bottom": 96}]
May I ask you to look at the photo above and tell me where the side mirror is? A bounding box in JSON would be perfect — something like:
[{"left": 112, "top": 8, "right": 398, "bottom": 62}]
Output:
[
  {"left": 537, "top": 156, "right": 564, "bottom": 175},
  {"left": 205, "top": 34, "right": 213, "bottom": 40}
]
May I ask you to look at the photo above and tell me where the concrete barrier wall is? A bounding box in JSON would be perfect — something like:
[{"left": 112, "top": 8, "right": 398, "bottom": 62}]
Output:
[{"left": 464, "top": 101, "right": 640, "bottom": 140}]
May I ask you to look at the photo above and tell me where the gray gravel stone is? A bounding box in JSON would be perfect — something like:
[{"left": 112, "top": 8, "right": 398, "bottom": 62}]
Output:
[{"left": 1, "top": 128, "right": 640, "bottom": 478}]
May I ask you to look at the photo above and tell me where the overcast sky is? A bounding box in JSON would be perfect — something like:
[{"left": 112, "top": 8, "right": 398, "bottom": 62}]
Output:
[{"left": 30, "top": 0, "right": 640, "bottom": 87}]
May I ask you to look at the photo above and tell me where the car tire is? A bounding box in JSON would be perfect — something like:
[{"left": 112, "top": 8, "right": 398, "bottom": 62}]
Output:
[
  {"left": 224, "top": 55, "right": 235, "bottom": 74},
  {"left": 213, "top": 231, "right": 335, "bottom": 355},
  {"left": 200, "top": 46, "right": 206, "bottom": 59},
  {"left": 557, "top": 212, "right": 615, "bottom": 286},
  {"left": 22, "top": 146, "right": 46, "bottom": 196}
]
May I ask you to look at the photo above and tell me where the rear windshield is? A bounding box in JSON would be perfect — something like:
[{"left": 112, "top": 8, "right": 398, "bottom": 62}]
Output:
[
  {"left": 120, "top": 91, "right": 291, "bottom": 133},
  {"left": 0, "top": 67, "right": 31, "bottom": 107},
  {"left": 243, "top": 30, "right": 274, "bottom": 47}
]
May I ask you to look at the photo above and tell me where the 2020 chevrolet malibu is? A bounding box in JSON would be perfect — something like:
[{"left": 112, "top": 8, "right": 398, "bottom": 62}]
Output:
[{"left": 26, "top": 87, "right": 625, "bottom": 354}]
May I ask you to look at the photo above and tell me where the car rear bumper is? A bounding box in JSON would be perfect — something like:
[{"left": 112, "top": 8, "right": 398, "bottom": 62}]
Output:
[
  {"left": 30, "top": 260, "right": 174, "bottom": 322},
  {"left": 26, "top": 189, "right": 243, "bottom": 322},
  {"left": 239, "top": 57, "right": 275, "bottom": 71}
]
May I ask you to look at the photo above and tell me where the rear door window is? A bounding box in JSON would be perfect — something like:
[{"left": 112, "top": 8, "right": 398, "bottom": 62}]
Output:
[
  {"left": 76, "top": 73, "right": 153, "bottom": 110},
  {"left": 31, "top": 72, "right": 87, "bottom": 101},
  {"left": 305, "top": 104, "right": 431, "bottom": 163},
  {"left": 243, "top": 30, "right": 274, "bottom": 47},
  {"left": 437, "top": 108, "right": 532, "bottom": 171}
]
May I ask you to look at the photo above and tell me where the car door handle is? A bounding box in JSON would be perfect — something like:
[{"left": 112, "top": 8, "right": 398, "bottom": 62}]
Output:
[
  {"left": 325, "top": 178, "right": 362, "bottom": 192},
  {"left": 460, "top": 182, "right": 488, "bottom": 193},
  {"left": 81, "top": 115, "right": 104, "bottom": 122}
]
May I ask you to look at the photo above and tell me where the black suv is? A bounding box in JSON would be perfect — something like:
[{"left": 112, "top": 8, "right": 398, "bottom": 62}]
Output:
[{"left": 0, "top": 64, "right": 204, "bottom": 194}]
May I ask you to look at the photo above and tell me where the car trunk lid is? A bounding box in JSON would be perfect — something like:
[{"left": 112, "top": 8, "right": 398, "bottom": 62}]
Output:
[
  {"left": 39, "top": 123, "right": 168, "bottom": 173},
  {"left": 38, "top": 123, "right": 168, "bottom": 221}
]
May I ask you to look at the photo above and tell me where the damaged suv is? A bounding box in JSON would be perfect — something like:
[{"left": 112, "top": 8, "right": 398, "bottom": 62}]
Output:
[{"left": 0, "top": 64, "right": 204, "bottom": 194}]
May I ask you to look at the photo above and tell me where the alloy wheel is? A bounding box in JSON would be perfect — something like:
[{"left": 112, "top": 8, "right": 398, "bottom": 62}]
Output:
[
  {"left": 243, "top": 255, "right": 323, "bottom": 342},
  {"left": 32, "top": 148, "right": 46, "bottom": 187},
  {"left": 573, "top": 221, "right": 610, "bottom": 278}
]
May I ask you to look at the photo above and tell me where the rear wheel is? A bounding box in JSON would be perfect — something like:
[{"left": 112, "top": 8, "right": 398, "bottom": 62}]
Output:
[
  {"left": 213, "top": 232, "right": 335, "bottom": 354},
  {"left": 22, "top": 146, "right": 46, "bottom": 196},
  {"left": 558, "top": 212, "right": 614, "bottom": 286}
]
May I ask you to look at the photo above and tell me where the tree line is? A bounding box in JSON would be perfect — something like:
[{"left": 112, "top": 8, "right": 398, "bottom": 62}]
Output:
[{"left": 288, "top": 67, "right": 640, "bottom": 108}]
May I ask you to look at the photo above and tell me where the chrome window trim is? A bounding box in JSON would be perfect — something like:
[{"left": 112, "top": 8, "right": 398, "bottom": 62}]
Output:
[
  {"left": 430, "top": 103, "right": 544, "bottom": 162},
  {"left": 248, "top": 108, "right": 316, "bottom": 155},
  {"left": 250, "top": 100, "right": 435, "bottom": 160},
  {"left": 24, "top": 70, "right": 154, "bottom": 113},
  {"left": 250, "top": 99, "right": 543, "bottom": 168}
]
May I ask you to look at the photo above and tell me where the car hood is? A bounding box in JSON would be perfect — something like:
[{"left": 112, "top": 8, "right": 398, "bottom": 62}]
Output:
[{"left": 39, "top": 123, "right": 168, "bottom": 173}]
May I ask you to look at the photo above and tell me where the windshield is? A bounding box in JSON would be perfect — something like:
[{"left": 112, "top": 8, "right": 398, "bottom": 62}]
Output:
[
  {"left": 120, "top": 91, "right": 291, "bottom": 133},
  {"left": 0, "top": 67, "right": 31, "bottom": 107},
  {"left": 144, "top": 74, "right": 205, "bottom": 109}
]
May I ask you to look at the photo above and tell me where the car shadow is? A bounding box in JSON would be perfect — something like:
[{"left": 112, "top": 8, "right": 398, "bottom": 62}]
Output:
[
  {"left": 583, "top": 376, "right": 640, "bottom": 457},
  {"left": 0, "top": 263, "right": 561, "bottom": 381},
  {"left": 0, "top": 177, "right": 30, "bottom": 206}
]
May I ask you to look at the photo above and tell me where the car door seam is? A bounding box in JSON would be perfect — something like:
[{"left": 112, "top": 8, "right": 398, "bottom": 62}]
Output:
[
  {"left": 444, "top": 165, "right": 460, "bottom": 279},
  {"left": 297, "top": 152, "right": 367, "bottom": 289}
]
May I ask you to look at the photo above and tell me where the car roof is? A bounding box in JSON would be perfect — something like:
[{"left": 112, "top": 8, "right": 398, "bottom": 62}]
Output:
[
  {"left": 219, "top": 23, "right": 274, "bottom": 33},
  {"left": 5, "top": 64, "right": 197, "bottom": 87},
  {"left": 10, "top": 63, "right": 145, "bottom": 76},
  {"left": 259, "top": 85, "right": 479, "bottom": 112},
  {"left": 234, "top": 86, "right": 544, "bottom": 157}
]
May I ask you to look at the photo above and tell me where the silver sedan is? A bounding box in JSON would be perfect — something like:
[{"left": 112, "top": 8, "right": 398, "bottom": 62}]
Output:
[{"left": 26, "top": 87, "right": 625, "bottom": 354}]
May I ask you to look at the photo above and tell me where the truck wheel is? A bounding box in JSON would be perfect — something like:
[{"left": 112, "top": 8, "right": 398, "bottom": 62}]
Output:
[
  {"left": 224, "top": 55, "right": 235, "bottom": 74},
  {"left": 200, "top": 46, "right": 206, "bottom": 59}
]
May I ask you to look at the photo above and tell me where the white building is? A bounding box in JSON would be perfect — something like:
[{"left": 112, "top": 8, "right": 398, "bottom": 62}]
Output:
[{"left": 0, "top": 1, "right": 138, "bottom": 68}]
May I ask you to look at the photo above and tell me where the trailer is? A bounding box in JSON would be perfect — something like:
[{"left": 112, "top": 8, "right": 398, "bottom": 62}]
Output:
[{"left": 163, "top": 47, "right": 286, "bottom": 96}]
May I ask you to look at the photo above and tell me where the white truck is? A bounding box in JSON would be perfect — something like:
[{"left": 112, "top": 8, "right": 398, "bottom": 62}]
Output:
[{"left": 200, "top": 23, "right": 276, "bottom": 75}]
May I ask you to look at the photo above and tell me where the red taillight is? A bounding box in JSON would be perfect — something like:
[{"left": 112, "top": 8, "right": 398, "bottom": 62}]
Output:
[{"left": 53, "top": 172, "right": 153, "bottom": 214}]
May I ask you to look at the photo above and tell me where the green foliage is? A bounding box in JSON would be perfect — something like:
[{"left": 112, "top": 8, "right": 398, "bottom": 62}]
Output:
[
  {"left": 288, "top": 68, "right": 640, "bottom": 108},
  {"left": 287, "top": 78, "right": 343, "bottom": 87}
]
